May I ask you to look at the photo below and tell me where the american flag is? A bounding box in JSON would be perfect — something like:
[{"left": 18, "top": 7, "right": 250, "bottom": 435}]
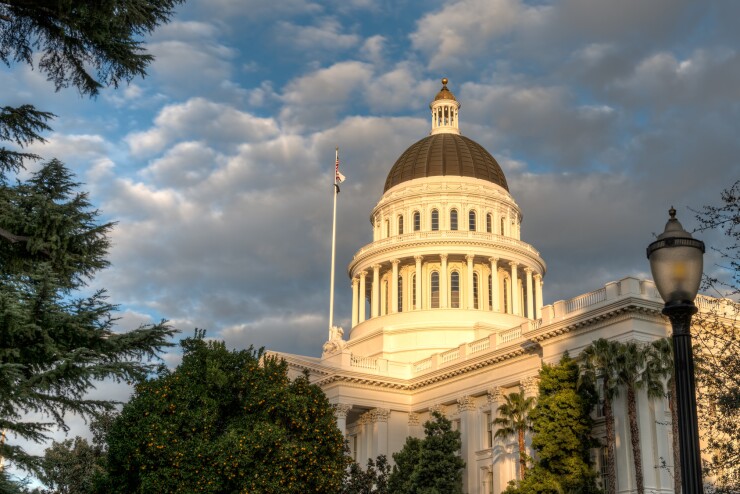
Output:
[{"left": 335, "top": 156, "right": 345, "bottom": 184}]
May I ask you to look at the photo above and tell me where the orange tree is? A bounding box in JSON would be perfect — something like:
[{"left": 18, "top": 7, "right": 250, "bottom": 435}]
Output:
[{"left": 103, "top": 331, "right": 347, "bottom": 493}]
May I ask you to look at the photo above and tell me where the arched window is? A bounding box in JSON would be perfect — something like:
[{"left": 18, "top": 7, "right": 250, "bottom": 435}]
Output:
[
  {"left": 488, "top": 274, "right": 493, "bottom": 309},
  {"left": 385, "top": 220, "right": 390, "bottom": 238},
  {"left": 398, "top": 215, "right": 404, "bottom": 235},
  {"left": 431, "top": 271, "right": 440, "bottom": 308},
  {"left": 412, "top": 274, "right": 417, "bottom": 308},
  {"left": 383, "top": 280, "right": 388, "bottom": 315},
  {"left": 469, "top": 210, "right": 476, "bottom": 231},
  {"left": 413, "top": 211, "right": 421, "bottom": 232},
  {"left": 486, "top": 213, "right": 492, "bottom": 233},
  {"left": 451, "top": 271, "right": 460, "bottom": 308},
  {"left": 398, "top": 275, "right": 403, "bottom": 312},
  {"left": 450, "top": 209, "right": 458, "bottom": 231},
  {"left": 500, "top": 217, "right": 506, "bottom": 236},
  {"left": 503, "top": 278, "right": 509, "bottom": 314},
  {"left": 431, "top": 209, "right": 439, "bottom": 231},
  {"left": 473, "top": 273, "right": 479, "bottom": 309}
]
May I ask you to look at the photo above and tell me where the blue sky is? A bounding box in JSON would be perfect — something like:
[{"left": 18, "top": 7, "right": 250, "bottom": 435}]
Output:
[{"left": 3, "top": 0, "right": 740, "bottom": 469}]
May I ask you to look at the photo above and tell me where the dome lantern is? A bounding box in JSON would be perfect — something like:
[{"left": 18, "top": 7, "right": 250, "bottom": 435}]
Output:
[{"left": 430, "top": 77, "right": 461, "bottom": 136}]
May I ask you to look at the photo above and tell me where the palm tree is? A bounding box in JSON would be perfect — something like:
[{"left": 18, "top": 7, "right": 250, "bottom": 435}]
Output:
[
  {"left": 581, "top": 338, "right": 620, "bottom": 494},
  {"left": 493, "top": 388, "right": 535, "bottom": 481},
  {"left": 646, "top": 338, "right": 680, "bottom": 494},
  {"left": 615, "top": 341, "right": 648, "bottom": 494}
]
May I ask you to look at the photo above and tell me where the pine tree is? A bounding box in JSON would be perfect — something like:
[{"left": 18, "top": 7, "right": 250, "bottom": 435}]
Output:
[
  {"left": 388, "top": 411, "right": 465, "bottom": 494},
  {"left": 0, "top": 161, "right": 175, "bottom": 472},
  {"left": 513, "top": 354, "right": 601, "bottom": 494}
]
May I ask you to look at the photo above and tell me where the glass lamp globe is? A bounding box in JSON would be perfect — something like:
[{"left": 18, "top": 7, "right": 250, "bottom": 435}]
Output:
[{"left": 646, "top": 208, "right": 705, "bottom": 307}]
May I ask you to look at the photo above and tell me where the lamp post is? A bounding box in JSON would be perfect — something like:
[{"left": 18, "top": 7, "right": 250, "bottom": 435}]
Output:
[{"left": 646, "top": 207, "right": 705, "bottom": 494}]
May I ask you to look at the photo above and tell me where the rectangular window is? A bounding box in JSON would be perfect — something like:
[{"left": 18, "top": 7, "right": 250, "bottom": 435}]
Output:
[
  {"left": 485, "top": 412, "right": 493, "bottom": 448},
  {"left": 412, "top": 274, "right": 416, "bottom": 308},
  {"left": 473, "top": 273, "right": 479, "bottom": 309},
  {"left": 451, "top": 272, "right": 460, "bottom": 308},
  {"left": 431, "top": 210, "right": 439, "bottom": 231},
  {"left": 398, "top": 216, "right": 404, "bottom": 235},
  {"left": 599, "top": 447, "right": 609, "bottom": 491},
  {"left": 488, "top": 275, "right": 492, "bottom": 310},
  {"left": 431, "top": 272, "right": 440, "bottom": 308},
  {"left": 414, "top": 212, "right": 420, "bottom": 231},
  {"left": 486, "top": 214, "right": 492, "bottom": 233}
]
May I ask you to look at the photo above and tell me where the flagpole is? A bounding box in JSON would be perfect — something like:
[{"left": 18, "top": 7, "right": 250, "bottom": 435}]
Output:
[{"left": 328, "top": 146, "right": 339, "bottom": 339}]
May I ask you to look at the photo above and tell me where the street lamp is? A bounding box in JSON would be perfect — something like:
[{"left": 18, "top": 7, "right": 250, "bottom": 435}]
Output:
[{"left": 646, "top": 207, "right": 705, "bottom": 494}]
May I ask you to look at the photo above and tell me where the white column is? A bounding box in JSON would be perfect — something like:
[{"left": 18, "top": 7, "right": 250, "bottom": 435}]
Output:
[
  {"left": 359, "top": 271, "right": 367, "bottom": 323},
  {"left": 525, "top": 268, "right": 534, "bottom": 320},
  {"left": 458, "top": 396, "right": 478, "bottom": 494},
  {"left": 490, "top": 258, "right": 499, "bottom": 312},
  {"left": 488, "top": 387, "right": 505, "bottom": 494},
  {"left": 371, "top": 264, "right": 381, "bottom": 318},
  {"left": 371, "top": 409, "right": 390, "bottom": 458},
  {"left": 534, "top": 274, "right": 543, "bottom": 320},
  {"left": 334, "top": 404, "right": 351, "bottom": 438},
  {"left": 415, "top": 255, "right": 423, "bottom": 310},
  {"left": 510, "top": 262, "right": 519, "bottom": 316},
  {"left": 351, "top": 277, "right": 359, "bottom": 327},
  {"left": 466, "top": 254, "right": 475, "bottom": 309},
  {"left": 440, "top": 254, "right": 448, "bottom": 308},
  {"left": 391, "top": 259, "right": 400, "bottom": 313},
  {"left": 521, "top": 377, "right": 539, "bottom": 474}
]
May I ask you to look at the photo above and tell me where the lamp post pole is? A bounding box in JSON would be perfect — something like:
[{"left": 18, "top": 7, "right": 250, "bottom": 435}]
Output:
[{"left": 647, "top": 207, "right": 705, "bottom": 494}]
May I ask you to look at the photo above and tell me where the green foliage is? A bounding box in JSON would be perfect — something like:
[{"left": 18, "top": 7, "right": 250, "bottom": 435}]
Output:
[
  {"left": 0, "top": 0, "right": 185, "bottom": 96},
  {"left": 494, "top": 389, "right": 535, "bottom": 480},
  {"left": 341, "top": 455, "right": 390, "bottom": 494},
  {"left": 37, "top": 437, "right": 104, "bottom": 494},
  {"left": 512, "top": 354, "right": 601, "bottom": 494},
  {"left": 104, "top": 332, "right": 347, "bottom": 493},
  {"left": 0, "top": 161, "right": 175, "bottom": 472},
  {"left": 388, "top": 411, "right": 464, "bottom": 494}
]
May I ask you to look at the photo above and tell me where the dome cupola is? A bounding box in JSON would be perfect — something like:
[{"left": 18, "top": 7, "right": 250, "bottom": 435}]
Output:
[{"left": 430, "top": 78, "right": 460, "bottom": 136}]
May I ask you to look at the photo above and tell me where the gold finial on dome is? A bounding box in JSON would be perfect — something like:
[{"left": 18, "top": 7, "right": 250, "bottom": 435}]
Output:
[
  {"left": 442, "top": 77, "right": 448, "bottom": 86},
  {"left": 433, "top": 78, "right": 457, "bottom": 102}
]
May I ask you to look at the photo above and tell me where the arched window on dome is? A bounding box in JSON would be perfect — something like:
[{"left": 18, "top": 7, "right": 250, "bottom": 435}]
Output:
[
  {"left": 500, "top": 217, "right": 506, "bottom": 236},
  {"left": 450, "top": 209, "right": 458, "bottom": 231},
  {"left": 398, "top": 215, "right": 404, "bottom": 235},
  {"left": 486, "top": 213, "right": 492, "bottom": 233},
  {"left": 503, "top": 278, "right": 509, "bottom": 314},
  {"left": 473, "top": 272, "right": 479, "bottom": 309},
  {"left": 431, "top": 271, "right": 440, "bottom": 308},
  {"left": 413, "top": 211, "right": 421, "bottom": 232},
  {"left": 431, "top": 209, "right": 439, "bottom": 231},
  {"left": 398, "top": 275, "right": 403, "bottom": 312},
  {"left": 382, "top": 280, "right": 388, "bottom": 315},
  {"left": 412, "top": 274, "right": 417, "bottom": 308},
  {"left": 385, "top": 220, "right": 390, "bottom": 239},
  {"left": 469, "top": 210, "right": 476, "bottom": 231},
  {"left": 451, "top": 271, "right": 460, "bottom": 308},
  {"left": 488, "top": 274, "right": 493, "bottom": 309}
]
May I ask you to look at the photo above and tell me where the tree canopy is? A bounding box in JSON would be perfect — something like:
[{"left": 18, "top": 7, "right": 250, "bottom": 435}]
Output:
[
  {"left": 103, "top": 333, "right": 347, "bottom": 493},
  {"left": 511, "top": 354, "right": 601, "bottom": 494},
  {"left": 388, "top": 411, "right": 465, "bottom": 494},
  {"left": 0, "top": 0, "right": 185, "bottom": 96}
]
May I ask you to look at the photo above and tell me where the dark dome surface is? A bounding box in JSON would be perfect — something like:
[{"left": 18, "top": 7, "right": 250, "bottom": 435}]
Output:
[{"left": 383, "top": 133, "right": 508, "bottom": 192}]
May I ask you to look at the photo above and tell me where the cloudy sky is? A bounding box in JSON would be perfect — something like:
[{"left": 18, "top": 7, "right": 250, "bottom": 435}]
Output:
[{"left": 3, "top": 0, "right": 740, "bottom": 463}]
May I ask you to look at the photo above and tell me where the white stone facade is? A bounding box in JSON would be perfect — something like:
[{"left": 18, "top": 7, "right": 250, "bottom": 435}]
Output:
[{"left": 271, "top": 80, "right": 720, "bottom": 494}]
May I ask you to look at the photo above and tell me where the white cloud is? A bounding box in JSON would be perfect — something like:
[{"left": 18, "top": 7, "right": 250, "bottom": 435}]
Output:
[
  {"left": 274, "top": 17, "right": 361, "bottom": 55},
  {"left": 126, "top": 98, "right": 280, "bottom": 157}
]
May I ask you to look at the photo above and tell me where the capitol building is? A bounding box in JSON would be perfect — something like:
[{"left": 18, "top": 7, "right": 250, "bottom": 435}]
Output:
[{"left": 274, "top": 79, "right": 697, "bottom": 494}]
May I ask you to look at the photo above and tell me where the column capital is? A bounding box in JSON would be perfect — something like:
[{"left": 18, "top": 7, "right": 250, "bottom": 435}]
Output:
[
  {"left": 372, "top": 264, "right": 382, "bottom": 271},
  {"left": 333, "top": 403, "right": 352, "bottom": 419},
  {"left": 521, "top": 376, "right": 540, "bottom": 396},
  {"left": 533, "top": 273, "right": 542, "bottom": 281},
  {"left": 465, "top": 253, "right": 475, "bottom": 262},
  {"left": 508, "top": 260, "right": 518, "bottom": 268},
  {"left": 352, "top": 277, "right": 359, "bottom": 286},
  {"left": 408, "top": 412, "right": 420, "bottom": 426},
  {"left": 524, "top": 267, "right": 533, "bottom": 274},
  {"left": 359, "top": 270, "right": 368, "bottom": 278},
  {"left": 369, "top": 408, "right": 390, "bottom": 423},
  {"left": 414, "top": 255, "right": 424, "bottom": 262},
  {"left": 391, "top": 259, "right": 400, "bottom": 266},
  {"left": 457, "top": 395, "right": 477, "bottom": 413},
  {"left": 487, "top": 387, "right": 505, "bottom": 404},
  {"left": 429, "top": 403, "right": 445, "bottom": 416},
  {"left": 488, "top": 257, "right": 499, "bottom": 264},
  {"left": 440, "top": 253, "right": 448, "bottom": 261}
]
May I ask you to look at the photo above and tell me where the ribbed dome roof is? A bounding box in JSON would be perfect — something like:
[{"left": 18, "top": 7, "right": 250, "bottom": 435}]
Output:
[{"left": 383, "top": 133, "right": 508, "bottom": 192}]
